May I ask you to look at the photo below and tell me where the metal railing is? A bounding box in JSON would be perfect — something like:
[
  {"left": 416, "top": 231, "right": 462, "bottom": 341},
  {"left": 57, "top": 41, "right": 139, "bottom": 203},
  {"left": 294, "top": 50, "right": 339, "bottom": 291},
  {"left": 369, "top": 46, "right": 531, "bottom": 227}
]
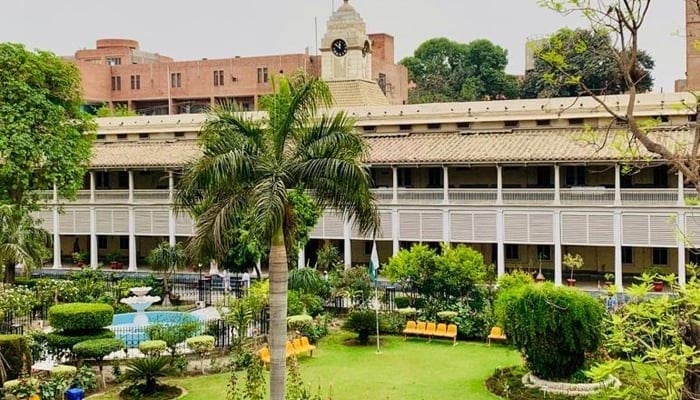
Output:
[
  {"left": 503, "top": 188, "right": 555, "bottom": 204},
  {"left": 560, "top": 187, "right": 615, "bottom": 205},
  {"left": 621, "top": 189, "right": 678, "bottom": 204},
  {"left": 449, "top": 189, "right": 497, "bottom": 204},
  {"left": 397, "top": 188, "right": 444, "bottom": 204}
]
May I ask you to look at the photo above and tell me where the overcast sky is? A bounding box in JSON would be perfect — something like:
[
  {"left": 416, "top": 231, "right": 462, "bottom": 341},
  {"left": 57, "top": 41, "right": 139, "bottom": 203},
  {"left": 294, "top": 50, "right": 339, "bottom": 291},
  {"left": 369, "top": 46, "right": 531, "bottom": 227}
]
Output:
[{"left": 1, "top": 0, "right": 686, "bottom": 92}]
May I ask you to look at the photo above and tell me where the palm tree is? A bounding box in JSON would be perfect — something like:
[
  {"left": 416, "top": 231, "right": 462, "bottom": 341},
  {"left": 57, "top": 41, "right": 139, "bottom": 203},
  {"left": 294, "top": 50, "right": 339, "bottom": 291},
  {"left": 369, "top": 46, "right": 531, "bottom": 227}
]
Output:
[
  {"left": 0, "top": 205, "right": 49, "bottom": 284},
  {"left": 176, "top": 72, "right": 378, "bottom": 400},
  {"left": 146, "top": 242, "right": 187, "bottom": 307}
]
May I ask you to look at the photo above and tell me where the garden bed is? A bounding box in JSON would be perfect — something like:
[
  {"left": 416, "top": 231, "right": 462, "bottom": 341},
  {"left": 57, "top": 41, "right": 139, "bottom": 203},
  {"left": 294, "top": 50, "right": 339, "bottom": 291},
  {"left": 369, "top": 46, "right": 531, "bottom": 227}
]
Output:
[{"left": 486, "top": 367, "right": 596, "bottom": 399}]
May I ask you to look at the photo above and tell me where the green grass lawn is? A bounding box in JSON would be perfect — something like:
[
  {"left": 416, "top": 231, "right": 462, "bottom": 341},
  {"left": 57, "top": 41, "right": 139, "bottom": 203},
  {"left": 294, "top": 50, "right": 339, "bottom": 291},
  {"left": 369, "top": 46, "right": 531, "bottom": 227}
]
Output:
[{"left": 91, "top": 331, "right": 521, "bottom": 400}]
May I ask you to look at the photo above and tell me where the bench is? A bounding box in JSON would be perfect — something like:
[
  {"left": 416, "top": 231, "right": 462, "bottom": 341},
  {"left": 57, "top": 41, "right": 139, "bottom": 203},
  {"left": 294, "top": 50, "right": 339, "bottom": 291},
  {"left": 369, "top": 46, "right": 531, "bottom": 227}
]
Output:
[
  {"left": 487, "top": 326, "right": 507, "bottom": 345},
  {"left": 402, "top": 321, "right": 458, "bottom": 345},
  {"left": 258, "top": 336, "right": 317, "bottom": 363}
]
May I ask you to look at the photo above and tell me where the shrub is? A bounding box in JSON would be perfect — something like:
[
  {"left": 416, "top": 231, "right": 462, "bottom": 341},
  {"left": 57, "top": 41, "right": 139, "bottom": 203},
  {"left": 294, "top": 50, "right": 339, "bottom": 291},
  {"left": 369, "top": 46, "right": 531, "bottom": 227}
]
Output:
[
  {"left": 50, "top": 365, "right": 77, "bottom": 379},
  {"left": 287, "top": 290, "right": 305, "bottom": 316},
  {"left": 124, "top": 356, "right": 171, "bottom": 395},
  {"left": 72, "top": 338, "right": 124, "bottom": 371},
  {"left": 379, "top": 311, "right": 406, "bottom": 334},
  {"left": 288, "top": 314, "right": 330, "bottom": 343},
  {"left": 287, "top": 314, "right": 313, "bottom": 331},
  {"left": 497, "top": 270, "right": 535, "bottom": 291},
  {"left": 299, "top": 293, "right": 325, "bottom": 317},
  {"left": 437, "top": 311, "right": 458, "bottom": 322},
  {"left": 48, "top": 303, "right": 114, "bottom": 332},
  {"left": 71, "top": 365, "right": 98, "bottom": 392},
  {"left": 288, "top": 268, "right": 329, "bottom": 298},
  {"left": 186, "top": 335, "right": 215, "bottom": 374},
  {"left": 45, "top": 329, "right": 115, "bottom": 357},
  {"left": 394, "top": 296, "right": 410, "bottom": 308},
  {"left": 343, "top": 310, "right": 376, "bottom": 345},
  {"left": 500, "top": 283, "right": 604, "bottom": 379},
  {"left": 0, "top": 335, "right": 30, "bottom": 382},
  {"left": 146, "top": 320, "right": 200, "bottom": 357},
  {"left": 138, "top": 340, "right": 167, "bottom": 356}
]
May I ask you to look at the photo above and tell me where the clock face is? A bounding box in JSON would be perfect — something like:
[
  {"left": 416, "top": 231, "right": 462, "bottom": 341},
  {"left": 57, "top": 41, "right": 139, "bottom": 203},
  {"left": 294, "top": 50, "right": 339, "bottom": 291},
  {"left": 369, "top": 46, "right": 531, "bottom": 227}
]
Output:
[{"left": 331, "top": 39, "right": 348, "bottom": 57}]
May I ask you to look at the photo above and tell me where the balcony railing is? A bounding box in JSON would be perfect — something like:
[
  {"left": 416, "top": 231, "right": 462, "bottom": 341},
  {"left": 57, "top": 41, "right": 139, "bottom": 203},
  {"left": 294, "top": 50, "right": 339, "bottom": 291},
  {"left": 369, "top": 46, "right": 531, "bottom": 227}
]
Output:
[
  {"left": 449, "top": 189, "right": 497, "bottom": 204},
  {"left": 561, "top": 187, "right": 615, "bottom": 205}
]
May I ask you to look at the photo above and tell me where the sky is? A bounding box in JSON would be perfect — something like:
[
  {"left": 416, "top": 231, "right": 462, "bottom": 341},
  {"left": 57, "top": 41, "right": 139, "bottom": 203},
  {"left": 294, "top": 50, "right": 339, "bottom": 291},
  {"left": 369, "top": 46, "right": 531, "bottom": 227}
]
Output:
[{"left": 0, "top": 0, "right": 686, "bottom": 92}]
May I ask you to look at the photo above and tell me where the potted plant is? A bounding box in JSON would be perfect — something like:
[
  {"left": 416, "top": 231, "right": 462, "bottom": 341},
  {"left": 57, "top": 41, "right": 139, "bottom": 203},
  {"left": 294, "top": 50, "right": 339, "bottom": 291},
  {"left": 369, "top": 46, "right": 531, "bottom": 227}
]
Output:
[
  {"left": 106, "top": 250, "right": 122, "bottom": 269},
  {"left": 603, "top": 272, "right": 615, "bottom": 287},
  {"left": 646, "top": 266, "right": 666, "bottom": 292},
  {"left": 563, "top": 253, "right": 584, "bottom": 287},
  {"left": 72, "top": 251, "right": 86, "bottom": 268}
]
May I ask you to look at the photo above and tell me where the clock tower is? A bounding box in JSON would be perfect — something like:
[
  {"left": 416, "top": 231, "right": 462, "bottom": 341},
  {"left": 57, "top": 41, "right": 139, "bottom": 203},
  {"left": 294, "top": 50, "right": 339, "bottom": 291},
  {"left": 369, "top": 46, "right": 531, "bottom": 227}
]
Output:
[{"left": 320, "top": 0, "right": 373, "bottom": 81}]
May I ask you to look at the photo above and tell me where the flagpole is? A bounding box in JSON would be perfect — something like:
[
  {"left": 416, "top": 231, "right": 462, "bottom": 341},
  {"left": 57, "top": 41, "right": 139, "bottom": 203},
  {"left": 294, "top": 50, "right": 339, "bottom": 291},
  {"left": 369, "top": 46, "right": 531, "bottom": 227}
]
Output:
[{"left": 371, "top": 239, "right": 381, "bottom": 354}]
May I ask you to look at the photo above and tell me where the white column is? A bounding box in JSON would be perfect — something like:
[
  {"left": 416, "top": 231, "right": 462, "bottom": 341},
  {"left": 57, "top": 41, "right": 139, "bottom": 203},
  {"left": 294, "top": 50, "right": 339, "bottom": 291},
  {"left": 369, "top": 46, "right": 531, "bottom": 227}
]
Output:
[
  {"left": 343, "top": 219, "right": 352, "bottom": 269},
  {"left": 52, "top": 184, "right": 61, "bottom": 268},
  {"left": 496, "top": 165, "right": 503, "bottom": 205},
  {"left": 553, "top": 211, "right": 562, "bottom": 285},
  {"left": 613, "top": 211, "right": 623, "bottom": 292},
  {"left": 392, "top": 166, "right": 398, "bottom": 204},
  {"left": 128, "top": 171, "right": 137, "bottom": 271},
  {"left": 89, "top": 172, "right": 98, "bottom": 268},
  {"left": 678, "top": 171, "right": 685, "bottom": 207},
  {"left": 392, "top": 209, "right": 400, "bottom": 255},
  {"left": 168, "top": 171, "right": 176, "bottom": 246},
  {"left": 554, "top": 164, "right": 561, "bottom": 205},
  {"left": 442, "top": 165, "right": 449, "bottom": 204},
  {"left": 297, "top": 248, "right": 306, "bottom": 269},
  {"left": 614, "top": 163, "right": 621, "bottom": 206},
  {"left": 442, "top": 210, "right": 450, "bottom": 244},
  {"left": 678, "top": 211, "right": 687, "bottom": 287},
  {"left": 209, "top": 259, "right": 219, "bottom": 275},
  {"left": 496, "top": 210, "right": 505, "bottom": 277}
]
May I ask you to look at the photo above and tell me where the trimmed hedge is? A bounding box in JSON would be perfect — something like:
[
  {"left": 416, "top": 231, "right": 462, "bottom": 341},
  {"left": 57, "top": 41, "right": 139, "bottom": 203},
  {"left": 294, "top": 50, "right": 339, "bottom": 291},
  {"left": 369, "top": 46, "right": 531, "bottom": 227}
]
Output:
[
  {"left": 138, "top": 340, "right": 167, "bottom": 356},
  {"left": 50, "top": 365, "right": 77, "bottom": 378},
  {"left": 46, "top": 329, "right": 115, "bottom": 353},
  {"left": 185, "top": 335, "right": 215, "bottom": 354},
  {"left": 73, "top": 338, "right": 124, "bottom": 360},
  {"left": 499, "top": 283, "right": 604, "bottom": 380},
  {"left": 0, "top": 335, "right": 30, "bottom": 382},
  {"left": 48, "top": 303, "right": 114, "bottom": 332}
]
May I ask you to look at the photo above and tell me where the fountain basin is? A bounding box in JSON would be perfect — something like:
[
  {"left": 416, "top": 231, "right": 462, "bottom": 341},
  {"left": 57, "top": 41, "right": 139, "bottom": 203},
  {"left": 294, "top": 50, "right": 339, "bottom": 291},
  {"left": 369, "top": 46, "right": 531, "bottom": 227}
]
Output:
[{"left": 109, "top": 311, "right": 202, "bottom": 348}]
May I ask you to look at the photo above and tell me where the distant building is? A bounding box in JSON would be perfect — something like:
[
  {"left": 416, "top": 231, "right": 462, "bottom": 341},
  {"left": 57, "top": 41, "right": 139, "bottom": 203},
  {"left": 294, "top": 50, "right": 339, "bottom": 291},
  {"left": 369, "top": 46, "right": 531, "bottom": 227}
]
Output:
[
  {"left": 68, "top": 1, "right": 407, "bottom": 114},
  {"left": 679, "top": 0, "right": 700, "bottom": 91}
]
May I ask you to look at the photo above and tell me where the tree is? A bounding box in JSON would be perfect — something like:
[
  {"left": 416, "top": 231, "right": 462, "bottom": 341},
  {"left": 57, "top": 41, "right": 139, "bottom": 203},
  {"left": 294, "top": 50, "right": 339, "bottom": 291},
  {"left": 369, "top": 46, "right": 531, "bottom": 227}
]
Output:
[
  {"left": 538, "top": 1, "right": 700, "bottom": 193},
  {"left": 146, "top": 242, "right": 187, "bottom": 307},
  {"left": 400, "top": 38, "right": 520, "bottom": 103},
  {"left": 175, "top": 72, "right": 378, "bottom": 400},
  {"left": 521, "top": 28, "right": 654, "bottom": 98},
  {"left": 0, "top": 206, "right": 50, "bottom": 283},
  {"left": 0, "top": 43, "right": 93, "bottom": 282}
]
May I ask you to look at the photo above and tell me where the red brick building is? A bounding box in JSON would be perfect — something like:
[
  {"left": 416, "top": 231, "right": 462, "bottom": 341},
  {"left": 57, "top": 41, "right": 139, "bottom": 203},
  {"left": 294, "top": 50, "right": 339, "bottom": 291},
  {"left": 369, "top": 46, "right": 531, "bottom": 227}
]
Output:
[{"left": 68, "top": 2, "right": 408, "bottom": 114}]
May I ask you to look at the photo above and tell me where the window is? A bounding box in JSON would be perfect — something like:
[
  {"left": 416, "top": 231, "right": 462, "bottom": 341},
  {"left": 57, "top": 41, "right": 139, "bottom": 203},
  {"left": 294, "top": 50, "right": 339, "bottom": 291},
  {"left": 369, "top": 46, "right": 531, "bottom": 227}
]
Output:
[
  {"left": 364, "top": 241, "right": 372, "bottom": 256},
  {"left": 427, "top": 168, "right": 443, "bottom": 188},
  {"left": 399, "top": 124, "right": 412, "bottom": 132},
  {"left": 397, "top": 168, "right": 412, "bottom": 187},
  {"left": 213, "top": 70, "right": 224, "bottom": 86},
  {"left": 569, "top": 118, "right": 584, "bottom": 126},
  {"left": 96, "top": 134, "right": 106, "bottom": 141},
  {"left": 655, "top": 115, "right": 670, "bottom": 123},
  {"left": 505, "top": 244, "right": 519, "bottom": 260},
  {"left": 117, "top": 172, "right": 128, "bottom": 188},
  {"left": 257, "top": 67, "right": 269, "bottom": 84},
  {"left": 652, "top": 248, "right": 668, "bottom": 265},
  {"left": 139, "top": 133, "right": 150, "bottom": 140},
  {"left": 98, "top": 236, "right": 107, "bottom": 249},
  {"left": 536, "top": 245, "right": 551, "bottom": 261},
  {"left": 536, "top": 119, "right": 552, "bottom": 126},
  {"left": 111, "top": 76, "right": 121, "bottom": 91},
  {"left": 363, "top": 126, "right": 377, "bottom": 133},
  {"left": 689, "top": 250, "right": 700, "bottom": 265},
  {"left": 171, "top": 72, "right": 182, "bottom": 88},
  {"left": 378, "top": 73, "right": 387, "bottom": 94},
  {"left": 174, "top": 132, "right": 186, "bottom": 138},
  {"left": 130, "top": 75, "right": 140, "bottom": 90},
  {"left": 565, "top": 166, "right": 586, "bottom": 186},
  {"left": 117, "top": 134, "right": 127, "bottom": 140},
  {"left": 622, "top": 247, "right": 633, "bottom": 264},
  {"left": 504, "top": 120, "right": 519, "bottom": 128},
  {"left": 427, "top": 123, "right": 441, "bottom": 130},
  {"left": 690, "top": 114, "right": 698, "bottom": 123},
  {"left": 119, "top": 236, "right": 129, "bottom": 250},
  {"left": 456, "top": 122, "right": 470, "bottom": 129},
  {"left": 95, "top": 172, "right": 110, "bottom": 189},
  {"left": 653, "top": 167, "right": 669, "bottom": 187},
  {"left": 106, "top": 57, "right": 121, "bottom": 66},
  {"left": 536, "top": 166, "right": 552, "bottom": 187}
]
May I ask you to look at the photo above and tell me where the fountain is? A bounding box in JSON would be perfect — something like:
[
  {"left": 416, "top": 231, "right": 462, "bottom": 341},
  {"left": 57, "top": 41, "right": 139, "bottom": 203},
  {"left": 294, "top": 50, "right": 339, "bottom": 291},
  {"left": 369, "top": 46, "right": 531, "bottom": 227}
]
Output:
[{"left": 120, "top": 287, "right": 161, "bottom": 326}]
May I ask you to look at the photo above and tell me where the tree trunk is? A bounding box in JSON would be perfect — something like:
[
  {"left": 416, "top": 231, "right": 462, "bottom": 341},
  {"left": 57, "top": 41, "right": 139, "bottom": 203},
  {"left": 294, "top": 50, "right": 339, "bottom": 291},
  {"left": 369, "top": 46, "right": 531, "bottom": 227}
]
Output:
[
  {"left": 268, "top": 226, "right": 288, "bottom": 400},
  {"left": 682, "top": 320, "right": 700, "bottom": 400},
  {"left": 3, "top": 263, "right": 16, "bottom": 284}
]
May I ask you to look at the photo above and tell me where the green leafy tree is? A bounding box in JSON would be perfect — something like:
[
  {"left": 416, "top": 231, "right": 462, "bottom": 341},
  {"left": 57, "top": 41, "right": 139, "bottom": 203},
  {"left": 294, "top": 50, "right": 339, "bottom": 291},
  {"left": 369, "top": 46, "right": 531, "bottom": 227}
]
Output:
[
  {"left": 146, "top": 242, "right": 187, "bottom": 307},
  {"left": 0, "top": 206, "right": 50, "bottom": 283},
  {"left": 400, "top": 38, "right": 520, "bottom": 103},
  {"left": 538, "top": 1, "right": 700, "bottom": 193},
  {"left": 521, "top": 28, "right": 654, "bottom": 98},
  {"left": 176, "top": 72, "right": 378, "bottom": 400}
]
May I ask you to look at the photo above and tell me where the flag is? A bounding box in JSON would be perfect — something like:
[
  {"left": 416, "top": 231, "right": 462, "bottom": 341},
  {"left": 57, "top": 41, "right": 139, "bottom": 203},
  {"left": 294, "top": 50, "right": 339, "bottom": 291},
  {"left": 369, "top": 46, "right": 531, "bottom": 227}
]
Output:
[{"left": 369, "top": 240, "right": 379, "bottom": 285}]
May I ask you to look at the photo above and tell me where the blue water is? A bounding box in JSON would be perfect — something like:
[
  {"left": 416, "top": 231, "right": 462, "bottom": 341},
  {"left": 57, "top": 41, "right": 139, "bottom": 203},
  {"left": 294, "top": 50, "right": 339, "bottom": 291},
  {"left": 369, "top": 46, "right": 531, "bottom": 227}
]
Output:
[{"left": 109, "top": 311, "right": 202, "bottom": 348}]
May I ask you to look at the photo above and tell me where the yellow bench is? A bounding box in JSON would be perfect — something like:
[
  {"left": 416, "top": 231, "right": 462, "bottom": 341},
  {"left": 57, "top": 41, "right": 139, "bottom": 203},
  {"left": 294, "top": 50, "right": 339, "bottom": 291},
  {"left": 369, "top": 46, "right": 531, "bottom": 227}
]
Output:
[
  {"left": 487, "top": 327, "right": 507, "bottom": 345},
  {"left": 258, "top": 336, "right": 317, "bottom": 363},
  {"left": 402, "top": 321, "right": 458, "bottom": 345}
]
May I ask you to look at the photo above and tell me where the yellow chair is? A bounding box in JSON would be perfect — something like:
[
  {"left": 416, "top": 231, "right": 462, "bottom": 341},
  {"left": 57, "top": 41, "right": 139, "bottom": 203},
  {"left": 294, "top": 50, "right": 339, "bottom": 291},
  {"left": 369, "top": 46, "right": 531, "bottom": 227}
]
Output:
[
  {"left": 415, "top": 321, "right": 427, "bottom": 335},
  {"left": 258, "top": 346, "right": 271, "bottom": 363},
  {"left": 285, "top": 341, "right": 296, "bottom": 357},
  {"left": 301, "top": 336, "right": 316, "bottom": 355},
  {"left": 446, "top": 324, "right": 458, "bottom": 345},
  {"left": 292, "top": 338, "right": 303, "bottom": 354},
  {"left": 402, "top": 321, "right": 417, "bottom": 338},
  {"left": 487, "top": 327, "right": 507, "bottom": 345},
  {"left": 425, "top": 322, "right": 437, "bottom": 340},
  {"left": 435, "top": 323, "right": 448, "bottom": 337}
]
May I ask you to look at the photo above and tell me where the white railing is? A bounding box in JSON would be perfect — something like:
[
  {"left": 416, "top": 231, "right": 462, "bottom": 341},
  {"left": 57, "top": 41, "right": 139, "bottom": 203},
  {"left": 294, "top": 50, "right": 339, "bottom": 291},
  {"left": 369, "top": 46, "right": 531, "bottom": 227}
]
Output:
[
  {"left": 371, "top": 188, "right": 394, "bottom": 202},
  {"left": 449, "top": 189, "right": 497, "bottom": 204},
  {"left": 133, "top": 189, "right": 171, "bottom": 202},
  {"left": 560, "top": 187, "right": 615, "bottom": 205},
  {"left": 503, "top": 188, "right": 555, "bottom": 204},
  {"left": 621, "top": 189, "right": 678, "bottom": 204},
  {"left": 397, "top": 188, "right": 444, "bottom": 204},
  {"left": 94, "top": 190, "right": 130, "bottom": 203}
]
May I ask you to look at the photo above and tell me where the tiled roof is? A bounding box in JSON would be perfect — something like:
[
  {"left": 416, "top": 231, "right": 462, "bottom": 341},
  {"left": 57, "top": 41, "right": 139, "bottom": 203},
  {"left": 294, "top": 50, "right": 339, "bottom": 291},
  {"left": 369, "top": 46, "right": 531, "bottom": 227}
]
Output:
[
  {"left": 90, "top": 127, "right": 693, "bottom": 168},
  {"left": 91, "top": 140, "right": 200, "bottom": 168},
  {"left": 326, "top": 79, "right": 391, "bottom": 108}
]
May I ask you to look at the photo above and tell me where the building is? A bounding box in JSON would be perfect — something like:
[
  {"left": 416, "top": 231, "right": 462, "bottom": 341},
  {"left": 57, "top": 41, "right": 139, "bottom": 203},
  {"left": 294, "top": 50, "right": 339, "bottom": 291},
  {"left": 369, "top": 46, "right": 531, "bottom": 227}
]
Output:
[
  {"left": 39, "top": 1, "right": 697, "bottom": 292},
  {"left": 67, "top": 2, "right": 408, "bottom": 113},
  {"left": 678, "top": 0, "right": 700, "bottom": 91}
]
